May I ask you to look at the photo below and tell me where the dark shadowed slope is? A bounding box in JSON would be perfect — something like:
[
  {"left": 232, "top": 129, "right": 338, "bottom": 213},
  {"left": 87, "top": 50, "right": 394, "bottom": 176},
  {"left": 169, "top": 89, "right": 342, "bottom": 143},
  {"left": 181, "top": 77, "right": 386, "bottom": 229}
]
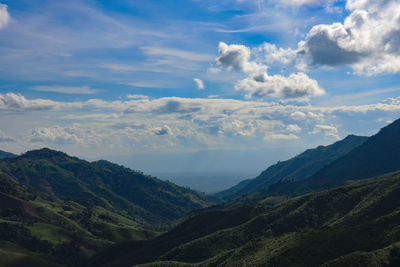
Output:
[
  {"left": 93, "top": 171, "right": 400, "bottom": 267},
  {"left": 0, "top": 150, "right": 16, "bottom": 159},
  {"left": 308, "top": 118, "right": 400, "bottom": 186},
  {"left": 249, "top": 118, "right": 400, "bottom": 198},
  {"left": 217, "top": 134, "right": 368, "bottom": 200}
]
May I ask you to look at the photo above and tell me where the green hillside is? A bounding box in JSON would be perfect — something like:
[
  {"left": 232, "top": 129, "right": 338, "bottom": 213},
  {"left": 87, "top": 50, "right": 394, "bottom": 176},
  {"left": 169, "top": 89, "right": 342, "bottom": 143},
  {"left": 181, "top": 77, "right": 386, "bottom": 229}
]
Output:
[
  {"left": 94, "top": 171, "right": 400, "bottom": 267},
  {"left": 0, "top": 149, "right": 218, "bottom": 266},
  {"left": 216, "top": 135, "right": 367, "bottom": 200},
  {"left": 0, "top": 148, "right": 217, "bottom": 227}
]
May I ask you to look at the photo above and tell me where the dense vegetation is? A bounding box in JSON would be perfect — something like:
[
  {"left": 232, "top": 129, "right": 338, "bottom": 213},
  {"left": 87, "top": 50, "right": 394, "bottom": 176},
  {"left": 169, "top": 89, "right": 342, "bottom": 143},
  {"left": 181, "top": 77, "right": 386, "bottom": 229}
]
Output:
[
  {"left": 0, "top": 149, "right": 217, "bottom": 266},
  {"left": 94, "top": 171, "right": 400, "bottom": 266}
]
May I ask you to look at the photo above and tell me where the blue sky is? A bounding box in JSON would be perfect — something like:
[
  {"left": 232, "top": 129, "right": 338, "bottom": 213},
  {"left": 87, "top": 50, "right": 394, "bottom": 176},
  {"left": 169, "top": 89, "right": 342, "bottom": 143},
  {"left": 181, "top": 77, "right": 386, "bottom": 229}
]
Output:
[{"left": 1, "top": 0, "right": 400, "bottom": 186}]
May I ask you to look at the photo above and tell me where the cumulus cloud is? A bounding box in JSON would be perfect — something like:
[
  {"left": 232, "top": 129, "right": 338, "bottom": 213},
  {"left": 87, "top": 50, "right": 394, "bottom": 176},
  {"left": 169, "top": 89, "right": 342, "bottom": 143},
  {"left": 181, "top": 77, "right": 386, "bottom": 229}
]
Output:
[
  {"left": 0, "top": 93, "right": 59, "bottom": 111},
  {"left": 2, "top": 93, "right": 400, "bottom": 155},
  {"left": 235, "top": 72, "right": 324, "bottom": 99},
  {"left": 216, "top": 42, "right": 266, "bottom": 75},
  {"left": 193, "top": 78, "right": 205, "bottom": 90},
  {"left": 290, "top": 111, "right": 307, "bottom": 120},
  {"left": 298, "top": 0, "right": 400, "bottom": 75},
  {"left": 263, "top": 43, "right": 297, "bottom": 65},
  {"left": 216, "top": 42, "right": 324, "bottom": 99},
  {"left": 0, "top": 3, "right": 10, "bottom": 30}
]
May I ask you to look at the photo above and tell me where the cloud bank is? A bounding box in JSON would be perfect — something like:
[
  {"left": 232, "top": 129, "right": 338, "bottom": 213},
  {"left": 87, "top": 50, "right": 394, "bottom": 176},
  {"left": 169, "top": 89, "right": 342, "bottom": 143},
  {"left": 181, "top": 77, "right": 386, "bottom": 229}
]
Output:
[{"left": 1, "top": 92, "right": 399, "bottom": 156}]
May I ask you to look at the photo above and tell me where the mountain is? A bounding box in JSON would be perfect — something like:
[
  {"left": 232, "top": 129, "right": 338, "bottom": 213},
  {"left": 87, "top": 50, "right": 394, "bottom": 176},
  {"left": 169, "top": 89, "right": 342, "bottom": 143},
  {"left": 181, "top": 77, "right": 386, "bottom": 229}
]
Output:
[
  {"left": 91, "top": 171, "right": 400, "bottom": 267},
  {"left": 0, "top": 148, "right": 218, "bottom": 266},
  {"left": 0, "top": 150, "right": 17, "bottom": 159},
  {"left": 217, "top": 134, "right": 368, "bottom": 200},
  {"left": 309, "top": 118, "right": 400, "bottom": 186},
  {"left": 264, "top": 118, "right": 400, "bottom": 197}
]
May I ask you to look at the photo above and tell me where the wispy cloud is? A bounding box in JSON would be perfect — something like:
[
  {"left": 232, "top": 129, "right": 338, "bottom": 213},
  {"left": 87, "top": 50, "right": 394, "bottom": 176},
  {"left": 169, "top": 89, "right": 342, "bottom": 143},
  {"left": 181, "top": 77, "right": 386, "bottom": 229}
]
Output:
[
  {"left": 141, "top": 46, "right": 214, "bottom": 62},
  {"left": 31, "top": 85, "right": 98, "bottom": 94}
]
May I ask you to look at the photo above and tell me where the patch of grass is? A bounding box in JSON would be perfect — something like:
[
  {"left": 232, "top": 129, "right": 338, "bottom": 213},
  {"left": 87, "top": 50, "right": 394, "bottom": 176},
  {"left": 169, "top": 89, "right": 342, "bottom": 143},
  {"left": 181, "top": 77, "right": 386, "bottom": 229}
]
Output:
[{"left": 28, "top": 223, "right": 71, "bottom": 245}]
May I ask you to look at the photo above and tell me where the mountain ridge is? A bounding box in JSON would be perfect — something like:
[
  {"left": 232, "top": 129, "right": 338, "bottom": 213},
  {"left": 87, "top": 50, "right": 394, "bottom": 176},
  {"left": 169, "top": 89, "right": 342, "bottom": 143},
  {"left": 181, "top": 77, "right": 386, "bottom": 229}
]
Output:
[{"left": 217, "top": 134, "right": 368, "bottom": 200}]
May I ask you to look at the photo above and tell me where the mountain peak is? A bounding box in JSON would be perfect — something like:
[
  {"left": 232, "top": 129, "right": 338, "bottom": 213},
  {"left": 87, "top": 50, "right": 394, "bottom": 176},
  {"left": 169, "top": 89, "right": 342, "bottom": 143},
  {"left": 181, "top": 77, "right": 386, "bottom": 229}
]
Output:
[{"left": 20, "top": 148, "right": 71, "bottom": 161}]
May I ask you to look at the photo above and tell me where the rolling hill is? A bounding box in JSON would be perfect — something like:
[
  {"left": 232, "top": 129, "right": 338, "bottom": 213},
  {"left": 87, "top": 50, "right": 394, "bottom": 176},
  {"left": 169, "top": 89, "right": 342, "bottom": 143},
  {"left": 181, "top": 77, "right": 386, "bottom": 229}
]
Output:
[
  {"left": 0, "top": 148, "right": 218, "bottom": 266},
  {"left": 92, "top": 171, "right": 400, "bottom": 267}
]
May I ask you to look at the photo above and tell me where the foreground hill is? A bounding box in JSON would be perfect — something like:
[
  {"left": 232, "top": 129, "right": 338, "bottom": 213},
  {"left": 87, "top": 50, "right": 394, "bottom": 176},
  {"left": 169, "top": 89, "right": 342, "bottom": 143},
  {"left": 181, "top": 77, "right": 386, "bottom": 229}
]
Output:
[
  {"left": 217, "top": 134, "right": 368, "bottom": 200},
  {"left": 92, "top": 171, "right": 400, "bottom": 267},
  {"left": 0, "top": 148, "right": 217, "bottom": 266}
]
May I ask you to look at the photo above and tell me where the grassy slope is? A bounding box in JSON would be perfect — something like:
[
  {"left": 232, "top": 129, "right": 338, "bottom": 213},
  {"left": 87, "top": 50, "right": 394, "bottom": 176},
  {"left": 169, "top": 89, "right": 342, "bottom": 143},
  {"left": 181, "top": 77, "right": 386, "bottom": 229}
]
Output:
[{"left": 97, "top": 171, "right": 400, "bottom": 267}]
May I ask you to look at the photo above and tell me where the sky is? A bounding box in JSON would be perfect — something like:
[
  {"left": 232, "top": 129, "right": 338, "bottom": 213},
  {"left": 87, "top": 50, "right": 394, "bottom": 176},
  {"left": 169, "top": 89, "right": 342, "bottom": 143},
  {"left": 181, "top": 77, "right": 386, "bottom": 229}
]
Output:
[{"left": 1, "top": 0, "right": 400, "bottom": 189}]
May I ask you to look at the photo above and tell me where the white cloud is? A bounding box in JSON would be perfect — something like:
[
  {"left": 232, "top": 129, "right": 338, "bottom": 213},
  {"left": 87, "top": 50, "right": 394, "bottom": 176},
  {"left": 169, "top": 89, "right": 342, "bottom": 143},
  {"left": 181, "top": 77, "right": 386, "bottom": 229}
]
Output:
[
  {"left": 290, "top": 111, "right": 307, "bottom": 120},
  {"left": 216, "top": 42, "right": 324, "bottom": 99},
  {"left": 2, "top": 93, "right": 400, "bottom": 156},
  {"left": 286, "top": 124, "right": 302, "bottom": 132},
  {"left": 194, "top": 78, "right": 205, "bottom": 90},
  {"left": 31, "top": 86, "right": 98, "bottom": 94},
  {"left": 310, "top": 124, "right": 340, "bottom": 139},
  {"left": 298, "top": 0, "right": 400, "bottom": 75},
  {"left": 0, "top": 93, "right": 61, "bottom": 111},
  {"left": 235, "top": 72, "right": 324, "bottom": 99},
  {"left": 0, "top": 4, "right": 10, "bottom": 30},
  {"left": 216, "top": 42, "right": 266, "bottom": 75},
  {"left": 263, "top": 43, "right": 297, "bottom": 64}
]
